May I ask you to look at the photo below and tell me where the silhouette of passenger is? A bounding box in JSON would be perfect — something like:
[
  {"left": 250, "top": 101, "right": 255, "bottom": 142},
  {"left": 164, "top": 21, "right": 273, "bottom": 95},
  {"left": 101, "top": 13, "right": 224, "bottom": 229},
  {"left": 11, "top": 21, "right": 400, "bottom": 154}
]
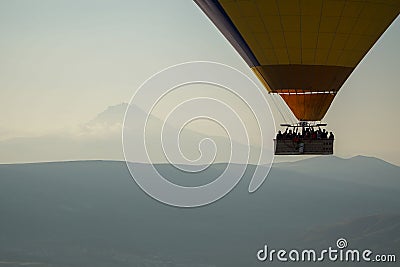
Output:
[
  {"left": 288, "top": 130, "right": 293, "bottom": 140},
  {"left": 293, "top": 134, "right": 299, "bottom": 143},
  {"left": 317, "top": 129, "right": 321, "bottom": 139},
  {"left": 305, "top": 128, "right": 310, "bottom": 139},
  {"left": 322, "top": 129, "right": 327, "bottom": 139},
  {"left": 311, "top": 131, "right": 317, "bottom": 140},
  {"left": 329, "top": 132, "right": 335, "bottom": 140},
  {"left": 276, "top": 130, "right": 283, "bottom": 140}
]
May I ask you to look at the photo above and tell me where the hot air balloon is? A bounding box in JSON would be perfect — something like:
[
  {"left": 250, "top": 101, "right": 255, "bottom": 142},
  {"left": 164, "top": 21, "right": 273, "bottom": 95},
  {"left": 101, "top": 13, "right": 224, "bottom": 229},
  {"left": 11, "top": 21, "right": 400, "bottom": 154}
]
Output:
[{"left": 194, "top": 0, "right": 400, "bottom": 155}]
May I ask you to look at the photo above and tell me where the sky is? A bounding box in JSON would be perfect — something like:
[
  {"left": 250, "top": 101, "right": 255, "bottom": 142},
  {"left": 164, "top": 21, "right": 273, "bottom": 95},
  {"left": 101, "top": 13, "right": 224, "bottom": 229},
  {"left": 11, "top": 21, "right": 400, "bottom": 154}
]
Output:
[{"left": 0, "top": 0, "right": 399, "bottom": 165}]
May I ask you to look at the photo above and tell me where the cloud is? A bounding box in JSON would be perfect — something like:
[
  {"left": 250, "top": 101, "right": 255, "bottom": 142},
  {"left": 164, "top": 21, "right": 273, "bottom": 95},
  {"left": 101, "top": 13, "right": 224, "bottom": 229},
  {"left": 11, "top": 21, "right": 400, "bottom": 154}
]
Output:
[
  {"left": 0, "top": 103, "right": 270, "bottom": 164},
  {"left": 0, "top": 103, "right": 129, "bottom": 163}
]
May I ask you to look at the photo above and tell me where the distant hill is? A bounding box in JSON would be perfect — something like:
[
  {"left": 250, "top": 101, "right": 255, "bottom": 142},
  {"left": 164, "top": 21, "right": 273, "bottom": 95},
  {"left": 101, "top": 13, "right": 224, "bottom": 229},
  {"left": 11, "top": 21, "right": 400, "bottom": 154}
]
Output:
[{"left": 0, "top": 156, "right": 399, "bottom": 266}]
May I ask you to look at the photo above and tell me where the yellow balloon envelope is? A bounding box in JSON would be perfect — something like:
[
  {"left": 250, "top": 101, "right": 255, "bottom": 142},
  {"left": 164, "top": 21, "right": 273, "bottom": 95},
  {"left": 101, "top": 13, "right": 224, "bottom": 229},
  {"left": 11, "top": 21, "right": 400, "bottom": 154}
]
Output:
[{"left": 194, "top": 0, "right": 400, "bottom": 121}]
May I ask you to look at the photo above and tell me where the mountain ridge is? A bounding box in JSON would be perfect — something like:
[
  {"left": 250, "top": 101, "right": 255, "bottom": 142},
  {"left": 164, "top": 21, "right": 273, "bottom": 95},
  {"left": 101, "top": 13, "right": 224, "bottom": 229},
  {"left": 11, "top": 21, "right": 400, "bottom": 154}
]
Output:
[{"left": 1, "top": 154, "right": 398, "bottom": 168}]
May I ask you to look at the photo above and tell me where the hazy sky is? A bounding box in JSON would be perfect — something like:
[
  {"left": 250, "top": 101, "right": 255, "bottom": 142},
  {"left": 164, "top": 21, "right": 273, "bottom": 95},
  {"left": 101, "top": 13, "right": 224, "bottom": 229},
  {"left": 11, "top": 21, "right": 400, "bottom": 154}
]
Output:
[{"left": 0, "top": 0, "right": 399, "bottom": 165}]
